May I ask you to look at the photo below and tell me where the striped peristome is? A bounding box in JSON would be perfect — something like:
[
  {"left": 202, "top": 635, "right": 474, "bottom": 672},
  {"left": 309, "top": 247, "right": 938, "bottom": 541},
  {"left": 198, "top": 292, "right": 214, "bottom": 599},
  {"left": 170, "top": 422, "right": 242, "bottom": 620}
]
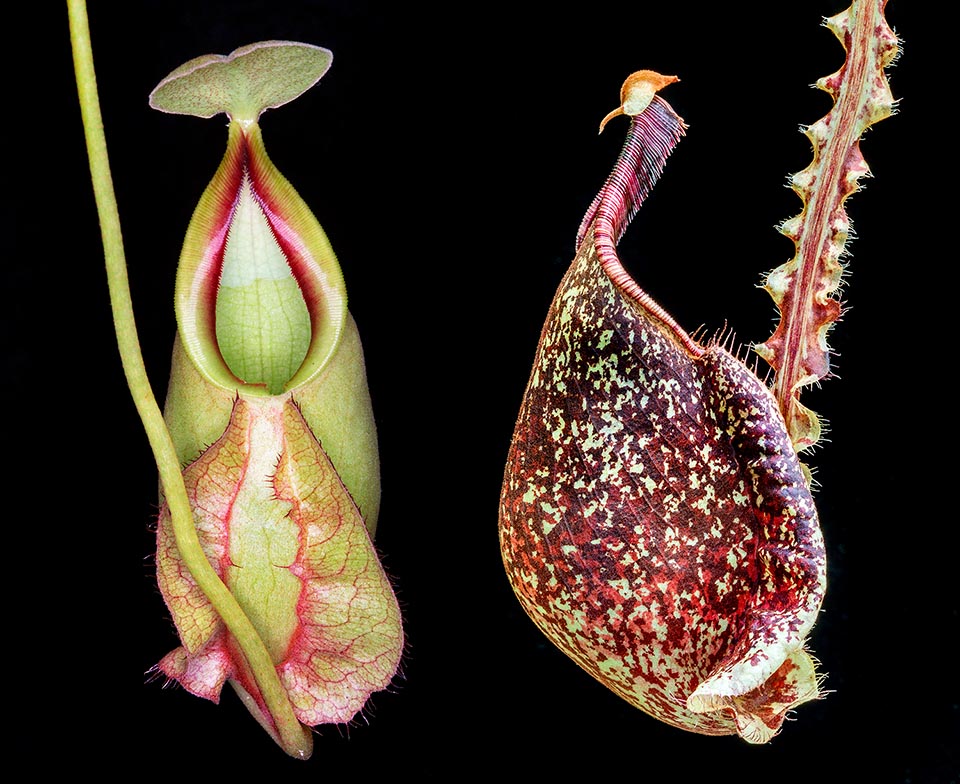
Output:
[{"left": 499, "top": 84, "right": 827, "bottom": 743}]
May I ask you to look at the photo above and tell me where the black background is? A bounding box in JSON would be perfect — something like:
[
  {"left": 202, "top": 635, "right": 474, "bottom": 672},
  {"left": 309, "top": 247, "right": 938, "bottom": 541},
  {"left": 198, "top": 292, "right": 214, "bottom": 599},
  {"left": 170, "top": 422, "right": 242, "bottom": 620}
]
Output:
[{"left": 16, "top": 1, "right": 955, "bottom": 780}]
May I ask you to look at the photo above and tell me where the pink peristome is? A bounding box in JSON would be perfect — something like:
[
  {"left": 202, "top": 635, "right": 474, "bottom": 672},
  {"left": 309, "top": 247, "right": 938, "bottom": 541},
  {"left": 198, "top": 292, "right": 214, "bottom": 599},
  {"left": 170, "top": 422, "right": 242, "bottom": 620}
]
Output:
[{"left": 175, "top": 120, "right": 343, "bottom": 394}]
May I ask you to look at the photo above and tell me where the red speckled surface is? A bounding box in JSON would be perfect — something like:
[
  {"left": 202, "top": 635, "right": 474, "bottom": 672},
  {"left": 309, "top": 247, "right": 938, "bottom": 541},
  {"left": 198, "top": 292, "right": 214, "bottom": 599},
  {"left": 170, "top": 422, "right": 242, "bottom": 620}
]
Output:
[
  {"left": 500, "top": 97, "right": 826, "bottom": 742},
  {"left": 29, "top": 1, "right": 952, "bottom": 779}
]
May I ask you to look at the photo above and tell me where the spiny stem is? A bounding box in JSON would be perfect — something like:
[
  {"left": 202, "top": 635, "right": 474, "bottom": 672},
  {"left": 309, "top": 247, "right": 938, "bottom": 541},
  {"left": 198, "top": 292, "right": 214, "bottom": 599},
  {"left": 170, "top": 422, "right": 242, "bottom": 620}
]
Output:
[
  {"left": 66, "top": 0, "right": 312, "bottom": 759},
  {"left": 756, "top": 0, "right": 899, "bottom": 453}
]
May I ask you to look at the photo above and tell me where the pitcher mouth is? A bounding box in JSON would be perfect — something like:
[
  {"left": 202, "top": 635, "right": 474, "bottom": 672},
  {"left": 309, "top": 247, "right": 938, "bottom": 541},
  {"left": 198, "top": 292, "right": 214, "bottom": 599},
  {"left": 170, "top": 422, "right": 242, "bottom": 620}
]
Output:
[
  {"left": 175, "top": 120, "right": 346, "bottom": 396},
  {"left": 148, "top": 40, "right": 345, "bottom": 397}
]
